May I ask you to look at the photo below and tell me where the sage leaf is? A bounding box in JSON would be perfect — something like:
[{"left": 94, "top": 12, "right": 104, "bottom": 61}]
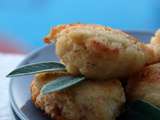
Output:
[
  {"left": 7, "top": 61, "right": 65, "bottom": 77},
  {"left": 41, "top": 75, "right": 85, "bottom": 95},
  {"left": 118, "top": 100, "right": 160, "bottom": 120}
]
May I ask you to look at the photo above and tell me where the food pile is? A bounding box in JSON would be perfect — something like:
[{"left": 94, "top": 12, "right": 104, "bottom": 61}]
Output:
[{"left": 8, "top": 24, "right": 160, "bottom": 120}]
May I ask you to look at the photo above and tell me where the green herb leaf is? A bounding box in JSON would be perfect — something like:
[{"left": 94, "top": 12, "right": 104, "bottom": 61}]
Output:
[
  {"left": 41, "top": 75, "right": 85, "bottom": 95},
  {"left": 118, "top": 100, "right": 160, "bottom": 120},
  {"left": 7, "top": 61, "right": 65, "bottom": 77}
]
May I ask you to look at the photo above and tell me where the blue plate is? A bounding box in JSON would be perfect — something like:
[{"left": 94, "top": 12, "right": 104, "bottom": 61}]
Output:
[
  {"left": 9, "top": 31, "right": 154, "bottom": 120},
  {"left": 10, "top": 104, "right": 21, "bottom": 120}
]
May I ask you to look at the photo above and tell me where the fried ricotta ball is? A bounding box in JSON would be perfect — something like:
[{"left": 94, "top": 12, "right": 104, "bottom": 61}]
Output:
[
  {"left": 44, "top": 24, "right": 155, "bottom": 80},
  {"left": 148, "top": 29, "right": 160, "bottom": 61},
  {"left": 31, "top": 71, "right": 126, "bottom": 120},
  {"left": 126, "top": 63, "right": 160, "bottom": 107}
]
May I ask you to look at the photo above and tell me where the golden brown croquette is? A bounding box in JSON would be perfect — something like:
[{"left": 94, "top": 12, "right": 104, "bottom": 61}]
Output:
[
  {"left": 127, "top": 63, "right": 160, "bottom": 107},
  {"left": 31, "top": 71, "right": 125, "bottom": 120},
  {"left": 44, "top": 24, "right": 155, "bottom": 80}
]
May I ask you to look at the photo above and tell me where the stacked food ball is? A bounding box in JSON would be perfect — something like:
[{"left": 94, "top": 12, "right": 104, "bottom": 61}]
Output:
[
  {"left": 127, "top": 30, "right": 160, "bottom": 107},
  {"left": 31, "top": 24, "right": 160, "bottom": 120}
]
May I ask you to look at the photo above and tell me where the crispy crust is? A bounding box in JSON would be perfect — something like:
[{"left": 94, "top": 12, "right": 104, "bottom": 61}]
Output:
[
  {"left": 44, "top": 24, "right": 114, "bottom": 43},
  {"left": 31, "top": 71, "right": 125, "bottom": 120},
  {"left": 150, "top": 29, "right": 160, "bottom": 45},
  {"left": 148, "top": 29, "right": 160, "bottom": 62},
  {"left": 127, "top": 63, "right": 160, "bottom": 107},
  {"left": 44, "top": 24, "right": 155, "bottom": 79}
]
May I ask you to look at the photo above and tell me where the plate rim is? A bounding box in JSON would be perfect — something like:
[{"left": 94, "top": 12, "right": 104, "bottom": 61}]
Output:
[{"left": 9, "top": 45, "right": 50, "bottom": 120}]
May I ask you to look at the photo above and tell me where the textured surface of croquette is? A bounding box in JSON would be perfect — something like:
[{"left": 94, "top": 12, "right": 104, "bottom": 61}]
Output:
[
  {"left": 31, "top": 71, "right": 126, "bottom": 120},
  {"left": 148, "top": 29, "right": 160, "bottom": 61},
  {"left": 44, "top": 24, "right": 155, "bottom": 79},
  {"left": 127, "top": 63, "right": 160, "bottom": 107}
]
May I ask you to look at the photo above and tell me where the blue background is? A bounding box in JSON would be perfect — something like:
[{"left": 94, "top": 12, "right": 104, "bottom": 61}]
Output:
[{"left": 0, "top": 0, "right": 160, "bottom": 51}]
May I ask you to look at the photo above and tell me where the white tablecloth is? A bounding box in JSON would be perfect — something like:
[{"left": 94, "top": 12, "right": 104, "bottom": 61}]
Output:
[{"left": 0, "top": 53, "right": 25, "bottom": 120}]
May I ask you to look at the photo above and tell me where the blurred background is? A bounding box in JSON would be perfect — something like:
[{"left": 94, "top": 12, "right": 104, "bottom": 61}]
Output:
[{"left": 0, "top": 0, "right": 160, "bottom": 53}]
